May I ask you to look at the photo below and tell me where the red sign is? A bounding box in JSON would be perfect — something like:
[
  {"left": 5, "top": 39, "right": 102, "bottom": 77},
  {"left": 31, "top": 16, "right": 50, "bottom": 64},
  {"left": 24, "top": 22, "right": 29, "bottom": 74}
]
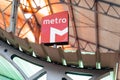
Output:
[{"left": 41, "top": 11, "right": 69, "bottom": 45}]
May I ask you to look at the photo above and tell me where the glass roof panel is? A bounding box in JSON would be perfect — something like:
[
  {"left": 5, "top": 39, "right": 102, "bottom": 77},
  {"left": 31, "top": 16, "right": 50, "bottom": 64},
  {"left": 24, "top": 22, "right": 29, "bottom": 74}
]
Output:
[
  {"left": 66, "top": 72, "right": 92, "bottom": 80},
  {"left": 100, "top": 71, "right": 114, "bottom": 80},
  {"left": 0, "top": 75, "right": 12, "bottom": 80},
  {"left": 37, "top": 73, "right": 47, "bottom": 80},
  {"left": 0, "top": 55, "right": 24, "bottom": 80},
  {"left": 13, "top": 57, "right": 43, "bottom": 77}
]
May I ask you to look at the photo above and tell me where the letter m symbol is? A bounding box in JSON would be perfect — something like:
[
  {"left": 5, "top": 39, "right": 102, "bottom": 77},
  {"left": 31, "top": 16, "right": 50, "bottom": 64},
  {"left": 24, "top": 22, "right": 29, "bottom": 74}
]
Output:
[{"left": 50, "top": 27, "right": 68, "bottom": 43}]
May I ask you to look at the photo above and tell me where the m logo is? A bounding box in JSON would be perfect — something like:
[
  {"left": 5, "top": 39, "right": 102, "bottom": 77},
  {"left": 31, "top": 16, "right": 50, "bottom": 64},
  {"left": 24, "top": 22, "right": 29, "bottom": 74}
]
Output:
[
  {"left": 41, "top": 11, "right": 69, "bottom": 45},
  {"left": 50, "top": 27, "right": 68, "bottom": 43}
]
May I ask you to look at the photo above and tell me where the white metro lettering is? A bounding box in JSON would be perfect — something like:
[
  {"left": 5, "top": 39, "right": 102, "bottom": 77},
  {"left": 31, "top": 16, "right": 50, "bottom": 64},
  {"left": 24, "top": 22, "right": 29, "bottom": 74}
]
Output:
[{"left": 43, "top": 18, "right": 67, "bottom": 24}]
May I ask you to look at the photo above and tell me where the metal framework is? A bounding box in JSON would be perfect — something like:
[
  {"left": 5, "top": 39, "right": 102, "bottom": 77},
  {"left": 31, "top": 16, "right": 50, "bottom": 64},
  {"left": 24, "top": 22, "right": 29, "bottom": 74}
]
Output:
[
  {"left": 60, "top": 0, "right": 120, "bottom": 52},
  {"left": 0, "top": 0, "right": 120, "bottom": 52},
  {"left": 0, "top": 40, "right": 112, "bottom": 80},
  {"left": 61, "top": 0, "right": 120, "bottom": 19},
  {"left": 0, "top": 0, "right": 120, "bottom": 79}
]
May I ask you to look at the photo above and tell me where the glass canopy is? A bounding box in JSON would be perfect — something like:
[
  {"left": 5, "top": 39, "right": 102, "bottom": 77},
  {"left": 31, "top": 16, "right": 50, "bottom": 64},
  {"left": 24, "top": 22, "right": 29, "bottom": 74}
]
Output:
[
  {"left": 0, "top": 55, "right": 47, "bottom": 80},
  {"left": 0, "top": 55, "right": 24, "bottom": 80},
  {"left": 13, "top": 57, "right": 43, "bottom": 77}
]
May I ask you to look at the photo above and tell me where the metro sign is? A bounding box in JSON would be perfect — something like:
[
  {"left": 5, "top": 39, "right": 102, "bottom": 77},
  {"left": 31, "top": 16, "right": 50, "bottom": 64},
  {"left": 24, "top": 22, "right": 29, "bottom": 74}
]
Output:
[{"left": 41, "top": 11, "right": 69, "bottom": 45}]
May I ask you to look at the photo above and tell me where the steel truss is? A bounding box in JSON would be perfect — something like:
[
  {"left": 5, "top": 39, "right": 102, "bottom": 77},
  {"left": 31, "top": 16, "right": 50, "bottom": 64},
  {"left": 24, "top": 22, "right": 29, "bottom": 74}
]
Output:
[
  {"left": 0, "top": 0, "right": 119, "bottom": 79},
  {"left": 60, "top": 0, "right": 120, "bottom": 19},
  {"left": 58, "top": 0, "right": 120, "bottom": 52},
  {"left": 2, "top": 0, "right": 119, "bottom": 52}
]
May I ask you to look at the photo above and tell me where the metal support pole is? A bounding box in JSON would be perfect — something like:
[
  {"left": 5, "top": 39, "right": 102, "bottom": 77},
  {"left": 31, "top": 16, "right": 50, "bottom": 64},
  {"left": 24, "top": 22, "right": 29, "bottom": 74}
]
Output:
[
  {"left": 95, "top": 0, "right": 101, "bottom": 69},
  {"left": 9, "top": 0, "right": 19, "bottom": 34},
  {"left": 67, "top": 0, "right": 83, "bottom": 68}
]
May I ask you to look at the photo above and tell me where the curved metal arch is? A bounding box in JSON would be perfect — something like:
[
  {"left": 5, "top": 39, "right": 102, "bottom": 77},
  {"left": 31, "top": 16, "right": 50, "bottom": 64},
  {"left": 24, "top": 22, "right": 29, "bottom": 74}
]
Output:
[{"left": 0, "top": 40, "right": 113, "bottom": 80}]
